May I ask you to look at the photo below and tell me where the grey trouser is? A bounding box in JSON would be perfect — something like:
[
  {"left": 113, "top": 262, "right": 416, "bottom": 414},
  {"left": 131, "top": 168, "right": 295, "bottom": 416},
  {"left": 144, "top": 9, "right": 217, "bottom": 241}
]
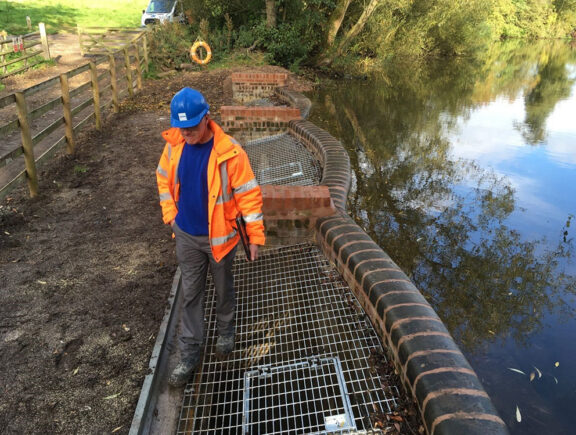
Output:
[{"left": 173, "top": 222, "right": 237, "bottom": 359}]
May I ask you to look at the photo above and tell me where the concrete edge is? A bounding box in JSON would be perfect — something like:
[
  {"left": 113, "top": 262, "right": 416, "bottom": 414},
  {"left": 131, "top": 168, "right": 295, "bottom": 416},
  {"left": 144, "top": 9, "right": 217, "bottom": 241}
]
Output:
[
  {"left": 275, "top": 86, "right": 312, "bottom": 119},
  {"left": 287, "top": 116, "right": 509, "bottom": 435},
  {"left": 129, "top": 268, "right": 181, "bottom": 435}
]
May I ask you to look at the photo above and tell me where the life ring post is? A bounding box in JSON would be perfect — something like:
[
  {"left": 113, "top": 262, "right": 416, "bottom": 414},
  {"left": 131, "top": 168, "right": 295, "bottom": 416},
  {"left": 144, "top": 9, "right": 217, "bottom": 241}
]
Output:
[{"left": 190, "top": 40, "right": 212, "bottom": 65}]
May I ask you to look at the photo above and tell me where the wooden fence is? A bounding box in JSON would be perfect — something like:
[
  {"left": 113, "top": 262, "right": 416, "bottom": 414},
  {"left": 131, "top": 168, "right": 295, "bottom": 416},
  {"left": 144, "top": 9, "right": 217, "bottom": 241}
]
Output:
[
  {"left": 0, "top": 33, "right": 148, "bottom": 200},
  {"left": 0, "top": 23, "right": 51, "bottom": 79},
  {"left": 77, "top": 26, "right": 149, "bottom": 57}
]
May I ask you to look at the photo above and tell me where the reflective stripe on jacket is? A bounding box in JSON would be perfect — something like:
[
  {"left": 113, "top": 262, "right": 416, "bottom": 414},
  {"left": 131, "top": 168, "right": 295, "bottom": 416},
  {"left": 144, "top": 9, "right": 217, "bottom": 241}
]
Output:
[{"left": 156, "top": 120, "right": 265, "bottom": 262}]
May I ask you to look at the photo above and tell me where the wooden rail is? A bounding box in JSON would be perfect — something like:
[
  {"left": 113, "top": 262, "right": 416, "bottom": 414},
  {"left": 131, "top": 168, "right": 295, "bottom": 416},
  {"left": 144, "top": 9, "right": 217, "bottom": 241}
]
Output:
[
  {"left": 0, "top": 36, "right": 148, "bottom": 200},
  {"left": 77, "top": 26, "right": 148, "bottom": 57},
  {"left": 0, "top": 23, "right": 50, "bottom": 79}
]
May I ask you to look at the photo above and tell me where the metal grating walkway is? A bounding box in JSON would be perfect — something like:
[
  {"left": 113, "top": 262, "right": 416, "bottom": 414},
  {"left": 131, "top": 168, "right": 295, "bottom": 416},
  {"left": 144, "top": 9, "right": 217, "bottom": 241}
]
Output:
[
  {"left": 243, "top": 133, "right": 321, "bottom": 186},
  {"left": 176, "top": 244, "right": 399, "bottom": 434}
]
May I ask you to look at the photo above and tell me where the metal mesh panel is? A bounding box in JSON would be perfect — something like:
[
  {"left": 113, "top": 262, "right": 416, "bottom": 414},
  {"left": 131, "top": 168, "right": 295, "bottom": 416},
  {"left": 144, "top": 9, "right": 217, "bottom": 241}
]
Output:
[
  {"left": 176, "top": 244, "right": 399, "bottom": 434},
  {"left": 243, "top": 133, "right": 321, "bottom": 186},
  {"left": 243, "top": 357, "right": 356, "bottom": 434}
]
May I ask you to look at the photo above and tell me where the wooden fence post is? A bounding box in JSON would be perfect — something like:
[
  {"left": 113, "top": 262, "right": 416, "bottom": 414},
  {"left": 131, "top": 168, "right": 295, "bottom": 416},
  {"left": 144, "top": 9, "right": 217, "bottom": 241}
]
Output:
[
  {"left": 22, "top": 36, "right": 28, "bottom": 68},
  {"left": 15, "top": 92, "right": 39, "bottom": 197},
  {"left": 77, "top": 25, "right": 84, "bottom": 56},
  {"left": 109, "top": 54, "right": 119, "bottom": 113},
  {"left": 26, "top": 16, "right": 31, "bottom": 31},
  {"left": 123, "top": 47, "right": 134, "bottom": 97},
  {"left": 0, "top": 31, "right": 7, "bottom": 75},
  {"left": 39, "top": 22, "right": 51, "bottom": 59},
  {"left": 89, "top": 62, "right": 102, "bottom": 129},
  {"left": 60, "top": 73, "right": 75, "bottom": 153},
  {"left": 142, "top": 33, "right": 149, "bottom": 73},
  {"left": 133, "top": 44, "right": 142, "bottom": 90}
]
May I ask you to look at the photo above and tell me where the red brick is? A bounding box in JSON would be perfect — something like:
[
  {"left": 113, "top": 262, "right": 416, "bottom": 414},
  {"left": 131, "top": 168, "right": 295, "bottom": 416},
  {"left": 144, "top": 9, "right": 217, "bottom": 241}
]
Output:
[{"left": 261, "top": 185, "right": 336, "bottom": 223}]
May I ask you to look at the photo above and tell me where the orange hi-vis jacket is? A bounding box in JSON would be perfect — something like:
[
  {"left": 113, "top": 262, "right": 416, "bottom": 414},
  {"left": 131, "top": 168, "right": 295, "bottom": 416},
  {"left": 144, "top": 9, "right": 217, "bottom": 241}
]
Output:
[{"left": 156, "top": 120, "right": 265, "bottom": 262}]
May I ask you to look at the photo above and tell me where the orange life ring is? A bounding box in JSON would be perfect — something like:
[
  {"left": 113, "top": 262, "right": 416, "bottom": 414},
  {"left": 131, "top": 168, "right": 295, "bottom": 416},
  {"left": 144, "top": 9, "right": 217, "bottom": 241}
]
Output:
[{"left": 190, "top": 41, "right": 212, "bottom": 65}]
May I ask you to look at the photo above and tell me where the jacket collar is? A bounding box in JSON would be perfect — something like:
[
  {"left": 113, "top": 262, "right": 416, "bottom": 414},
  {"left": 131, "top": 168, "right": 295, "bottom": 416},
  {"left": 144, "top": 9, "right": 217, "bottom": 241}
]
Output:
[{"left": 162, "top": 120, "right": 236, "bottom": 158}]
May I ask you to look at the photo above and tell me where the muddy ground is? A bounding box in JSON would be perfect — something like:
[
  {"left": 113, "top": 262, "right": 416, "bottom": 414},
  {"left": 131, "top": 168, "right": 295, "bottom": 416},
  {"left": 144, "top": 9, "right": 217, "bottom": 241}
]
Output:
[{"left": 0, "top": 65, "right": 310, "bottom": 434}]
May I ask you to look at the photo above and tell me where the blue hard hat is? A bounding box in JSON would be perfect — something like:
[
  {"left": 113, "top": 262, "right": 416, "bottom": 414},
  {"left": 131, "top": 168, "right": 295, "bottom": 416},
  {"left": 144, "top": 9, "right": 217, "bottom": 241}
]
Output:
[{"left": 170, "top": 87, "right": 210, "bottom": 128}]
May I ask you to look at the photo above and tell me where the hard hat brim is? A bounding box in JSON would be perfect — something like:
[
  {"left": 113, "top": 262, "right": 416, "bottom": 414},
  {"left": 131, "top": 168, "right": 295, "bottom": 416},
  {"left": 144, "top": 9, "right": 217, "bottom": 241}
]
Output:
[{"left": 171, "top": 108, "right": 208, "bottom": 128}]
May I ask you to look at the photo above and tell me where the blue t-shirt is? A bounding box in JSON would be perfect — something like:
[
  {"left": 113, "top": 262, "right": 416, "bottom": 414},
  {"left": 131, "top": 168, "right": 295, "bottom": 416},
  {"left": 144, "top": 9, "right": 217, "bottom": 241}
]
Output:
[{"left": 175, "top": 137, "right": 214, "bottom": 235}]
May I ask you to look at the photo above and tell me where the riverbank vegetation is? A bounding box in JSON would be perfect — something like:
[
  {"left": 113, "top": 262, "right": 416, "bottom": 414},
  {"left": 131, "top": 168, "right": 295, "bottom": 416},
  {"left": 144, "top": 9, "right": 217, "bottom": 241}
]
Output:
[
  {"left": 176, "top": 0, "right": 576, "bottom": 71},
  {"left": 1, "top": 0, "right": 575, "bottom": 74}
]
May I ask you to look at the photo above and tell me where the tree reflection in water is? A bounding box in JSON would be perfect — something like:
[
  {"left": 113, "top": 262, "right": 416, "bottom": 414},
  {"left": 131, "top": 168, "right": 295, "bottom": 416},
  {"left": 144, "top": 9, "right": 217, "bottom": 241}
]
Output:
[{"left": 307, "top": 40, "right": 576, "bottom": 353}]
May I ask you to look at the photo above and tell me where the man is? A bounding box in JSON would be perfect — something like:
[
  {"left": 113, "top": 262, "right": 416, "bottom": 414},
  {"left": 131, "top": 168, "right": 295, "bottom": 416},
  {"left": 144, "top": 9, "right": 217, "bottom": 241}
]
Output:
[{"left": 156, "top": 87, "right": 265, "bottom": 387}]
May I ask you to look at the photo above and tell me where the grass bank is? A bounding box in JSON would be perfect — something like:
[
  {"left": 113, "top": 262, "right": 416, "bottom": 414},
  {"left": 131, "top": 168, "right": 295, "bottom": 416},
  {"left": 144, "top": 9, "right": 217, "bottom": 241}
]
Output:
[{"left": 0, "top": 0, "right": 147, "bottom": 34}]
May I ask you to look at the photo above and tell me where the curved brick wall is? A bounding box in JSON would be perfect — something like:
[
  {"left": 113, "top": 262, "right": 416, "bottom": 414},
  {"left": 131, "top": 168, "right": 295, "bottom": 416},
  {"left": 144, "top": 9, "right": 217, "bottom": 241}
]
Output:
[
  {"left": 286, "top": 118, "right": 509, "bottom": 435},
  {"left": 288, "top": 119, "right": 351, "bottom": 212}
]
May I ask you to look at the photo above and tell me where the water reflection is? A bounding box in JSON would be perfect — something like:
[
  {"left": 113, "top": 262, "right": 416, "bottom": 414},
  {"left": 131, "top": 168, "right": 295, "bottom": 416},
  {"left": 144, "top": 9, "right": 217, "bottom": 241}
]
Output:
[
  {"left": 519, "top": 47, "right": 576, "bottom": 145},
  {"left": 307, "top": 40, "right": 576, "bottom": 434}
]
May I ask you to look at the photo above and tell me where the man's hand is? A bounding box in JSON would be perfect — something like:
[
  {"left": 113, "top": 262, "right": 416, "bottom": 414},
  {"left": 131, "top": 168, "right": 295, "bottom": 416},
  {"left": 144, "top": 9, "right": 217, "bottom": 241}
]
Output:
[{"left": 249, "top": 244, "right": 259, "bottom": 261}]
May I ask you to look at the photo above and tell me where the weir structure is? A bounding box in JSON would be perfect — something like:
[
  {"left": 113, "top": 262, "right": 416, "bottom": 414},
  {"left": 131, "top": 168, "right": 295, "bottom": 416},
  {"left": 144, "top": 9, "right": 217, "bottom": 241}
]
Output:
[{"left": 130, "top": 73, "right": 509, "bottom": 435}]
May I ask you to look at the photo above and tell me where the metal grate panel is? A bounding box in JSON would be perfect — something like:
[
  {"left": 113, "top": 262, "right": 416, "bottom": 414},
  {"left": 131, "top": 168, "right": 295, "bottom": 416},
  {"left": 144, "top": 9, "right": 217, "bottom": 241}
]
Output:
[
  {"left": 243, "top": 357, "right": 356, "bottom": 434},
  {"left": 243, "top": 133, "right": 321, "bottom": 186},
  {"left": 176, "top": 244, "right": 399, "bottom": 434}
]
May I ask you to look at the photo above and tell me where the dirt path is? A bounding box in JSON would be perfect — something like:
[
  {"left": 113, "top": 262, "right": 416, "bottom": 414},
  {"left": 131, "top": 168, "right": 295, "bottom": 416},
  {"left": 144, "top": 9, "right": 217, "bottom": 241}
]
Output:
[
  {"left": 0, "top": 66, "right": 311, "bottom": 434},
  {"left": 0, "top": 32, "right": 89, "bottom": 97}
]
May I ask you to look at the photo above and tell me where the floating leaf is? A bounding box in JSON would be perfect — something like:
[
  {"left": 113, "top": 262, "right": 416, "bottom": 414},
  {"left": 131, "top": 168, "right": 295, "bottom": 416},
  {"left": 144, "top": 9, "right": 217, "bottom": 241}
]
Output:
[
  {"left": 555, "top": 362, "right": 560, "bottom": 367},
  {"left": 516, "top": 406, "right": 522, "bottom": 423},
  {"left": 508, "top": 368, "right": 526, "bottom": 376},
  {"left": 103, "top": 393, "right": 120, "bottom": 400},
  {"left": 529, "top": 372, "right": 535, "bottom": 382},
  {"left": 534, "top": 366, "right": 542, "bottom": 379}
]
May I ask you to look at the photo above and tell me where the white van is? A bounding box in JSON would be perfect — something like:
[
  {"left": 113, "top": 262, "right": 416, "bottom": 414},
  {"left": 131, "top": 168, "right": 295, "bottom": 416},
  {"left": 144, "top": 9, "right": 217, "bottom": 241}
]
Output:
[{"left": 141, "top": 0, "right": 185, "bottom": 26}]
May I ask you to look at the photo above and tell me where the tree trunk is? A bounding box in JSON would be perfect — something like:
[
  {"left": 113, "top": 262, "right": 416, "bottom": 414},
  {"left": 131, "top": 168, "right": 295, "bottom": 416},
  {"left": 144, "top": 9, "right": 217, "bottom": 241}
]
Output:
[
  {"left": 317, "top": 0, "right": 382, "bottom": 66},
  {"left": 325, "top": 0, "right": 352, "bottom": 47},
  {"left": 266, "top": 0, "right": 277, "bottom": 28}
]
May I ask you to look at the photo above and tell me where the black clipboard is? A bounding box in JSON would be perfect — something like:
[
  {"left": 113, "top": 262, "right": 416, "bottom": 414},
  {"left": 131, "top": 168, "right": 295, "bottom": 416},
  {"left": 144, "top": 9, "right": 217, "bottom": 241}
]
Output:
[{"left": 235, "top": 216, "right": 251, "bottom": 260}]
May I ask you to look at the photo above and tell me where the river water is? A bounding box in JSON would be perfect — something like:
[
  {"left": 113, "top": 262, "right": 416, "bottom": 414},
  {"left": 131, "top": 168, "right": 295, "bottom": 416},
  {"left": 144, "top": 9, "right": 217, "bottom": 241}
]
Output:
[{"left": 307, "top": 40, "right": 576, "bottom": 434}]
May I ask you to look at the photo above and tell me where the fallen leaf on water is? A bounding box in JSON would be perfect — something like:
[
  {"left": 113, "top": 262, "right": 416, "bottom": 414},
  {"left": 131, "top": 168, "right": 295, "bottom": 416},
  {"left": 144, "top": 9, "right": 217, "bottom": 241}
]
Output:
[
  {"left": 529, "top": 372, "right": 535, "bottom": 382},
  {"left": 508, "top": 368, "right": 526, "bottom": 375},
  {"left": 111, "top": 426, "right": 123, "bottom": 433},
  {"left": 103, "top": 393, "right": 120, "bottom": 400},
  {"left": 555, "top": 361, "right": 560, "bottom": 367},
  {"left": 534, "top": 366, "right": 542, "bottom": 379},
  {"left": 516, "top": 405, "right": 522, "bottom": 423}
]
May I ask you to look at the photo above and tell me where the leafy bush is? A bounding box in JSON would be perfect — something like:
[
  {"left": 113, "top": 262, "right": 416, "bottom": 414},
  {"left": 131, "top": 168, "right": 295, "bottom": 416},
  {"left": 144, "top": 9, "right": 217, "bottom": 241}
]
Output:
[
  {"left": 147, "top": 22, "right": 194, "bottom": 69},
  {"left": 250, "top": 22, "right": 312, "bottom": 68}
]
